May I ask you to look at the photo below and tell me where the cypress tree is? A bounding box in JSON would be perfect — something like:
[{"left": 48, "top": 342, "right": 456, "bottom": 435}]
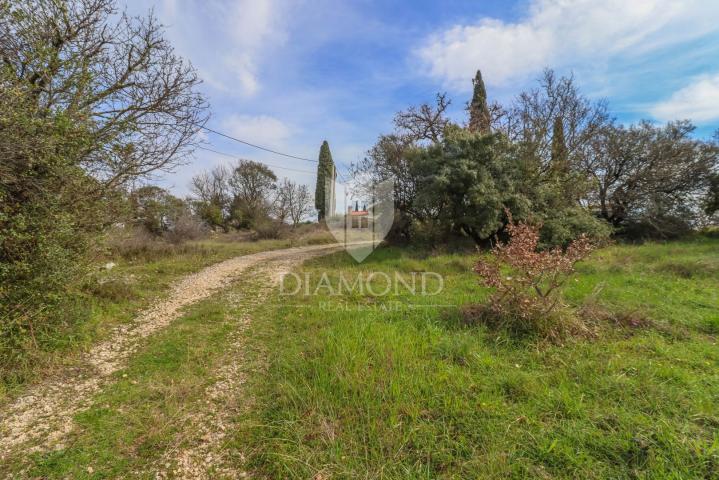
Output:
[
  {"left": 468, "top": 69, "right": 491, "bottom": 134},
  {"left": 314, "top": 140, "right": 335, "bottom": 220},
  {"left": 550, "top": 116, "right": 569, "bottom": 174}
]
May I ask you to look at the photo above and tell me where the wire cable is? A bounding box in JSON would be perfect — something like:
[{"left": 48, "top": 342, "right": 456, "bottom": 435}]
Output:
[
  {"left": 198, "top": 125, "right": 317, "bottom": 163},
  {"left": 197, "top": 124, "right": 350, "bottom": 183},
  {"left": 196, "top": 145, "right": 316, "bottom": 174}
]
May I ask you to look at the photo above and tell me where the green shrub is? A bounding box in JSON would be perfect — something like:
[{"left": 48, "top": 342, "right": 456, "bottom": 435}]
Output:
[
  {"left": 0, "top": 89, "right": 102, "bottom": 367},
  {"left": 539, "top": 206, "right": 613, "bottom": 248}
]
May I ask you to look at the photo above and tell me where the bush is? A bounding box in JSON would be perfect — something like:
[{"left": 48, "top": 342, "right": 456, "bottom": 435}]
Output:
[
  {"left": 163, "top": 213, "right": 208, "bottom": 244},
  {"left": 0, "top": 86, "right": 103, "bottom": 365},
  {"left": 290, "top": 224, "right": 334, "bottom": 245},
  {"left": 409, "top": 128, "right": 532, "bottom": 243},
  {"left": 472, "top": 214, "right": 595, "bottom": 339},
  {"left": 539, "top": 206, "right": 613, "bottom": 248},
  {"left": 252, "top": 219, "right": 289, "bottom": 240},
  {"left": 105, "top": 227, "right": 204, "bottom": 262}
]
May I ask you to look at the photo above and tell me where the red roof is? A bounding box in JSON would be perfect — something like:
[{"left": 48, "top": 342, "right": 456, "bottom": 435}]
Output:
[{"left": 349, "top": 210, "right": 369, "bottom": 216}]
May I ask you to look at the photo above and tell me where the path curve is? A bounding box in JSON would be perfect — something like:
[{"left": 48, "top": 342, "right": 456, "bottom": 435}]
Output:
[{"left": 0, "top": 243, "right": 343, "bottom": 458}]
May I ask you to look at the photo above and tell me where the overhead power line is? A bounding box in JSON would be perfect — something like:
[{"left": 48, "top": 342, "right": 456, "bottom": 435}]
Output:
[
  {"left": 198, "top": 125, "right": 318, "bottom": 163},
  {"left": 197, "top": 123, "right": 350, "bottom": 183},
  {"left": 196, "top": 145, "right": 316, "bottom": 174}
]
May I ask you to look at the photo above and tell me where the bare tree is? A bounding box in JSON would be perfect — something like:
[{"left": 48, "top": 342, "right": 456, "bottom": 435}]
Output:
[
  {"left": 0, "top": 0, "right": 208, "bottom": 190},
  {"left": 495, "top": 70, "right": 610, "bottom": 174},
  {"left": 273, "top": 179, "right": 293, "bottom": 224},
  {"left": 191, "top": 165, "right": 230, "bottom": 206},
  {"left": 584, "top": 120, "right": 718, "bottom": 232},
  {"left": 190, "top": 165, "right": 230, "bottom": 230},
  {"left": 274, "top": 179, "right": 313, "bottom": 227},
  {"left": 292, "top": 184, "right": 313, "bottom": 227},
  {"left": 351, "top": 92, "right": 454, "bottom": 238},
  {"left": 393, "top": 93, "right": 451, "bottom": 144}
]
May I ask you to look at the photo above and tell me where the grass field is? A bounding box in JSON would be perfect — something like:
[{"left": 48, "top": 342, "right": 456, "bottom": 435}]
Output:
[
  {"left": 4, "top": 235, "right": 718, "bottom": 478},
  {"left": 233, "top": 236, "right": 719, "bottom": 478}
]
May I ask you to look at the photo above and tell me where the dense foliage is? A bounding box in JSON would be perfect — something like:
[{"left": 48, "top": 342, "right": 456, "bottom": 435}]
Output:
[
  {"left": 1, "top": 0, "right": 206, "bottom": 365},
  {"left": 0, "top": 83, "right": 100, "bottom": 356},
  {"left": 356, "top": 69, "right": 718, "bottom": 245},
  {"left": 409, "top": 127, "right": 530, "bottom": 242},
  {"left": 467, "top": 69, "right": 490, "bottom": 134}
]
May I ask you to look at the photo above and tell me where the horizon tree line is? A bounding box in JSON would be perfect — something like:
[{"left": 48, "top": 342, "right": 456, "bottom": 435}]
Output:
[{"left": 352, "top": 68, "right": 718, "bottom": 244}]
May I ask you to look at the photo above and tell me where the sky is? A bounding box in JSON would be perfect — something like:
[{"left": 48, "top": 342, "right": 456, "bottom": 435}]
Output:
[{"left": 121, "top": 0, "right": 719, "bottom": 196}]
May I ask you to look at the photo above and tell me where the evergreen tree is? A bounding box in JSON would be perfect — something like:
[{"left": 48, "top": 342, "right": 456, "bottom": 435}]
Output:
[
  {"left": 314, "top": 140, "right": 335, "bottom": 220},
  {"left": 704, "top": 173, "right": 719, "bottom": 216},
  {"left": 550, "top": 116, "right": 569, "bottom": 174},
  {"left": 468, "top": 69, "right": 491, "bottom": 134}
]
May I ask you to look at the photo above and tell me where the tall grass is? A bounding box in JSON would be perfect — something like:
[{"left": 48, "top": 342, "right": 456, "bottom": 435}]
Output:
[{"left": 234, "top": 236, "right": 719, "bottom": 479}]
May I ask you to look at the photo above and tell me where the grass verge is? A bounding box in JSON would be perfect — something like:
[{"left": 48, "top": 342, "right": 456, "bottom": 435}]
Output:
[{"left": 232, "top": 237, "right": 719, "bottom": 479}]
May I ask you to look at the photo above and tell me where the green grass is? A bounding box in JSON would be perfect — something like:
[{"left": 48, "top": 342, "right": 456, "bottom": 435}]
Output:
[
  {"left": 0, "top": 233, "right": 332, "bottom": 400},
  {"left": 4, "top": 236, "right": 717, "bottom": 478},
  {"left": 232, "top": 237, "right": 719, "bottom": 479}
]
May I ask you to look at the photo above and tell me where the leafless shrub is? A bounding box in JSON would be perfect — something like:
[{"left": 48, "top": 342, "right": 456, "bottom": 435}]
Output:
[
  {"left": 163, "top": 213, "right": 208, "bottom": 244},
  {"left": 472, "top": 213, "right": 595, "bottom": 338},
  {"left": 209, "top": 230, "right": 255, "bottom": 243},
  {"left": 252, "top": 219, "right": 289, "bottom": 240},
  {"left": 106, "top": 227, "right": 203, "bottom": 261},
  {"left": 274, "top": 179, "right": 315, "bottom": 227}
]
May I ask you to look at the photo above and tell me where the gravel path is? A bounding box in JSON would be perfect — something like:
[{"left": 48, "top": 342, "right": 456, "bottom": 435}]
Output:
[
  {"left": 154, "top": 258, "right": 301, "bottom": 480},
  {"left": 0, "top": 243, "right": 343, "bottom": 459}
]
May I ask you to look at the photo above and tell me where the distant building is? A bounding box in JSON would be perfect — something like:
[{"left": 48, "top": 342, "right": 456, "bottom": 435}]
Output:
[{"left": 348, "top": 201, "right": 370, "bottom": 229}]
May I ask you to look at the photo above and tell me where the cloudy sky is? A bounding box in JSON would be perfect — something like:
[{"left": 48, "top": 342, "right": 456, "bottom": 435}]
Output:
[{"left": 121, "top": 0, "right": 719, "bottom": 196}]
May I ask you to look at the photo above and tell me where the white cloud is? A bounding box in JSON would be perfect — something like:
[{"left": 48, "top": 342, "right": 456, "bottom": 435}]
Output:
[
  {"left": 220, "top": 114, "right": 292, "bottom": 146},
  {"left": 417, "top": 0, "right": 719, "bottom": 90},
  {"left": 219, "top": 0, "right": 285, "bottom": 95},
  {"left": 651, "top": 73, "right": 719, "bottom": 122},
  {"left": 133, "top": 0, "right": 288, "bottom": 96}
]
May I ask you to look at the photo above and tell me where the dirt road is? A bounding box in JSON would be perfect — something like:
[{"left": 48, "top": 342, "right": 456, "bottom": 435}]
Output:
[{"left": 0, "top": 243, "right": 343, "bottom": 461}]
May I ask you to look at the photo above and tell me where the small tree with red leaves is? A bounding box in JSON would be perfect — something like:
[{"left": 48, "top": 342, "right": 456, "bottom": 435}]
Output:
[{"left": 473, "top": 213, "right": 595, "bottom": 336}]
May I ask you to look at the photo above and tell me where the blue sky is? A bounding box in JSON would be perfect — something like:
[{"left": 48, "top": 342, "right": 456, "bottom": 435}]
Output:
[{"left": 122, "top": 0, "right": 719, "bottom": 196}]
